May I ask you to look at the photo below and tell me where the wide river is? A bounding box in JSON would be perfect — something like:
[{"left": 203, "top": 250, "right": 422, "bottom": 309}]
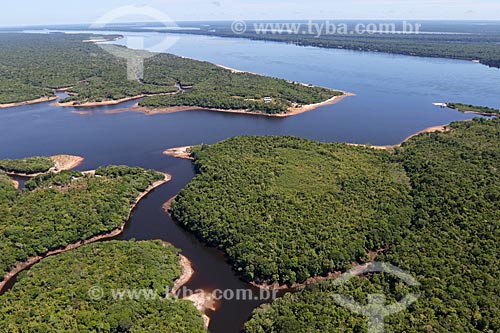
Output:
[{"left": 1, "top": 31, "right": 500, "bottom": 332}]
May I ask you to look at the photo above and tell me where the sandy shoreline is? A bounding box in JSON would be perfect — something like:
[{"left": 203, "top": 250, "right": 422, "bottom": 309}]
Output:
[
  {"left": 0, "top": 172, "right": 171, "bottom": 293},
  {"left": 54, "top": 86, "right": 74, "bottom": 92},
  {"left": 11, "top": 180, "right": 19, "bottom": 189},
  {"left": 165, "top": 240, "right": 213, "bottom": 329},
  {"left": 83, "top": 36, "right": 124, "bottom": 44},
  {"left": 162, "top": 123, "right": 450, "bottom": 165},
  {"left": 163, "top": 146, "right": 194, "bottom": 160},
  {"left": 281, "top": 92, "right": 355, "bottom": 117},
  {"left": 348, "top": 124, "right": 450, "bottom": 150},
  {"left": 5, "top": 155, "right": 85, "bottom": 178},
  {"left": 169, "top": 253, "right": 194, "bottom": 296},
  {"left": 216, "top": 63, "right": 260, "bottom": 75},
  {"left": 69, "top": 63, "right": 353, "bottom": 117},
  {"left": 162, "top": 196, "right": 214, "bottom": 328},
  {"left": 123, "top": 91, "right": 353, "bottom": 118},
  {"left": 184, "top": 291, "right": 216, "bottom": 329},
  {"left": 0, "top": 96, "right": 58, "bottom": 109},
  {"left": 162, "top": 195, "right": 177, "bottom": 213},
  {"left": 69, "top": 87, "right": 352, "bottom": 118}
]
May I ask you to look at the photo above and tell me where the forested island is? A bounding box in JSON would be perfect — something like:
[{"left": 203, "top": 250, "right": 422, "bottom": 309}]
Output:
[
  {"left": 447, "top": 102, "right": 500, "bottom": 116},
  {"left": 0, "top": 164, "right": 168, "bottom": 287},
  {"left": 0, "top": 240, "right": 205, "bottom": 332},
  {"left": 0, "top": 33, "right": 343, "bottom": 115},
  {"left": 172, "top": 118, "right": 500, "bottom": 332}
]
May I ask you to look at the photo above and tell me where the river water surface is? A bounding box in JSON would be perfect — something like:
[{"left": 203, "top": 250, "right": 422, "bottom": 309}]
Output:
[{"left": 1, "top": 30, "right": 500, "bottom": 332}]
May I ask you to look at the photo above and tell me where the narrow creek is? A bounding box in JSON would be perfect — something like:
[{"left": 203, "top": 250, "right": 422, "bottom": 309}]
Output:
[{"left": 115, "top": 159, "right": 279, "bottom": 332}]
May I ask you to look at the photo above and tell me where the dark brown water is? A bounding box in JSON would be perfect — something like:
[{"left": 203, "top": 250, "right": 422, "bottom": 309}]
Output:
[
  {"left": 1, "top": 32, "right": 499, "bottom": 332},
  {"left": 116, "top": 160, "right": 276, "bottom": 332}
]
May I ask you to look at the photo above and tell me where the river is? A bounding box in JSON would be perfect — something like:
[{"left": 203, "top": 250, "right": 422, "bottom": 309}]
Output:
[{"left": 1, "top": 30, "right": 499, "bottom": 332}]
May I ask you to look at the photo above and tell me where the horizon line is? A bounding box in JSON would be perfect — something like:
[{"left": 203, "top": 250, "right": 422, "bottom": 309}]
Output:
[{"left": 2, "top": 18, "right": 500, "bottom": 29}]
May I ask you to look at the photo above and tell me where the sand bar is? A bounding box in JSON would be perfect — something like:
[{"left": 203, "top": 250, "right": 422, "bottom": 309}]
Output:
[{"left": 163, "top": 146, "right": 194, "bottom": 160}]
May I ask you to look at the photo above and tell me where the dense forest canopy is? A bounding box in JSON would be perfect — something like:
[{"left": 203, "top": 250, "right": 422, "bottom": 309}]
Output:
[
  {"left": 0, "top": 164, "right": 164, "bottom": 280},
  {"left": 244, "top": 118, "right": 500, "bottom": 332},
  {"left": 0, "top": 156, "right": 54, "bottom": 174},
  {"left": 170, "top": 118, "right": 500, "bottom": 332},
  {"left": 0, "top": 33, "right": 339, "bottom": 114},
  {"left": 447, "top": 103, "right": 500, "bottom": 116},
  {"left": 0, "top": 240, "right": 205, "bottom": 332},
  {"left": 172, "top": 136, "right": 414, "bottom": 285}
]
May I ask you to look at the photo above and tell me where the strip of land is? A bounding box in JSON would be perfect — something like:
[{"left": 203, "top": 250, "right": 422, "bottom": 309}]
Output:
[
  {"left": 162, "top": 123, "right": 449, "bottom": 162},
  {"left": 166, "top": 252, "right": 212, "bottom": 329},
  {"left": 0, "top": 96, "right": 58, "bottom": 109},
  {"left": 125, "top": 90, "right": 352, "bottom": 118},
  {"left": 348, "top": 124, "right": 450, "bottom": 150},
  {"left": 4, "top": 155, "right": 84, "bottom": 177},
  {"left": 447, "top": 102, "right": 500, "bottom": 116},
  {"left": 55, "top": 92, "right": 179, "bottom": 107},
  {"left": 0, "top": 172, "right": 171, "bottom": 293},
  {"left": 215, "top": 63, "right": 260, "bottom": 75}
]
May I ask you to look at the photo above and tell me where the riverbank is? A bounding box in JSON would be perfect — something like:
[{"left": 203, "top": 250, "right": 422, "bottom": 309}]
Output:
[
  {"left": 169, "top": 253, "right": 194, "bottom": 296},
  {"left": 348, "top": 124, "right": 450, "bottom": 150},
  {"left": 0, "top": 96, "right": 58, "bottom": 109},
  {"left": 184, "top": 291, "right": 216, "bottom": 329},
  {"left": 5, "top": 155, "right": 85, "bottom": 177},
  {"left": 216, "top": 63, "right": 260, "bottom": 75},
  {"left": 446, "top": 103, "right": 500, "bottom": 117},
  {"left": 166, "top": 252, "right": 212, "bottom": 329},
  {"left": 0, "top": 172, "right": 171, "bottom": 293},
  {"left": 55, "top": 92, "right": 178, "bottom": 107},
  {"left": 162, "top": 123, "right": 450, "bottom": 163},
  {"left": 282, "top": 92, "right": 355, "bottom": 117},
  {"left": 125, "top": 91, "right": 352, "bottom": 118}
]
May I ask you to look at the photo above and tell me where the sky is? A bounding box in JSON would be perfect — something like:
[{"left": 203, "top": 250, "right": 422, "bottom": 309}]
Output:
[{"left": 1, "top": 0, "right": 499, "bottom": 27}]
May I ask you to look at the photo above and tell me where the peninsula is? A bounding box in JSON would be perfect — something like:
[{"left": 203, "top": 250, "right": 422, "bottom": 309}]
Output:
[{"left": 0, "top": 33, "right": 348, "bottom": 116}]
